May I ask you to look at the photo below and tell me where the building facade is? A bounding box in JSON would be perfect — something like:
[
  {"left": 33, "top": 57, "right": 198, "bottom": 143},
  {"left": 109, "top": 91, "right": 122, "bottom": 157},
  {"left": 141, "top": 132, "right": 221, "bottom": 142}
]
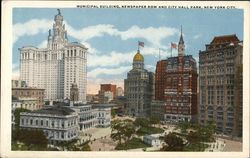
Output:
[
  {"left": 199, "top": 34, "right": 243, "bottom": 137},
  {"left": 150, "top": 100, "right": 166, "bottom": 121},
  {"left": 20, "top": 106, "right": 79, "bottom": 143},
  {"left": 98, "top": 84, "right": 116, "bottom": 103},
  {"left": 93, "top": 104, "right": 112, "bottom": 128},
  {"left": 116, "top": 87, "right": 124, "bottom": 97},
  {"left": 19, "top": 9, "right": 88, "bottom": 103},
  {"left": 124, "top": 50, "right": 154, "bottom": 117},
  {"left": 12, "top": 87, "right": 45, "bottom": 109},
  {"left": 154, "top": 30, "right": 198, "bottom": 123},
  {"left": 71, "top": 104, "right": 98, "bottom": 131}
]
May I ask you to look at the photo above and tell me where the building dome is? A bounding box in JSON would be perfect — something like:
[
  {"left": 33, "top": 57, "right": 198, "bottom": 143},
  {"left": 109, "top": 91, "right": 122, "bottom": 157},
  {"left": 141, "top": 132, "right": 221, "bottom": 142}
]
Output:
[{"left": 133, "top": 50, "right": 144, "bottom": 62}]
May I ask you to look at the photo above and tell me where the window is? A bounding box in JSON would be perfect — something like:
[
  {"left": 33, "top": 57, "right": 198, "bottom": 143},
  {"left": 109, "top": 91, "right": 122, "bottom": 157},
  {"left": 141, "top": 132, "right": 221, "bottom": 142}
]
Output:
[
  {"left": 41, "top": 120, "right": 43, "bottom": 126},
  {"left": 30, "top": 119, "right": 33, "bottom": 125}
]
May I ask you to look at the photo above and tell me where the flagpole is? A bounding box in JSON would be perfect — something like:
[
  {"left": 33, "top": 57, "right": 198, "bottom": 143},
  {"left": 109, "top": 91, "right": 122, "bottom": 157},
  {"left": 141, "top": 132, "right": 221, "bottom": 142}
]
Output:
[
  {"left": 138, "top": 41, "right": 139, "bottom": 51},
  {"left": 171, "top": 44, "right": 172, "bottom": 57},
  {"left": 159, "top": 48, "right": 161, "bottom": 61}
]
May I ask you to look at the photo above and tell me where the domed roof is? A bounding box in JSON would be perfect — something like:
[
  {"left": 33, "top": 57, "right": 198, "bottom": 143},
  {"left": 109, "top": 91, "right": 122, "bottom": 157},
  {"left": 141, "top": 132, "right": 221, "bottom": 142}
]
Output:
[{"left": 133, "top": 50, "right": 144, "bottom": 62}]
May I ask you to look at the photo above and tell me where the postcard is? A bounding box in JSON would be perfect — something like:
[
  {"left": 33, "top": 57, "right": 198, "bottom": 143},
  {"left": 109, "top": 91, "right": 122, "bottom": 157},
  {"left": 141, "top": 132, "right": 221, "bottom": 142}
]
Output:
[{"left": 1, "top": 1, "right": 249, "bottom": 158}]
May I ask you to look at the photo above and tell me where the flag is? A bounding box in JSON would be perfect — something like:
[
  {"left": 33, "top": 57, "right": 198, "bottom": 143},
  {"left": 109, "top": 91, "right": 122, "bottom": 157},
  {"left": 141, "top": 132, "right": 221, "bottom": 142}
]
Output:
[
  {"left": 171, "top": 42, "right": 177, "bottom": 49},
  {"left": 138, "top": 41, "right": 144, "bottom": 47}
]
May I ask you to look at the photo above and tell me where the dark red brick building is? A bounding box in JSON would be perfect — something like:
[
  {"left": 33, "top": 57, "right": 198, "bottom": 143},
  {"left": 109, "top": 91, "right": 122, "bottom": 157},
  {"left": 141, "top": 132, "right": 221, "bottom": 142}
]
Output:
[
  {"left": 154, "top": 30, "right": 198, "bottom": 123},
  {"left": 98, "top": 84, "right": 117, "bottom": 103}
]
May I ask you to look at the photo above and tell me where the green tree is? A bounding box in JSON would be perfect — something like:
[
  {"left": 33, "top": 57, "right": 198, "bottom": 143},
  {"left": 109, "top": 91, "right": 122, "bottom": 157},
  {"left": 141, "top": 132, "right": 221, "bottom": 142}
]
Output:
[
  {"left": 14, "top": 108, "right": 31, "bottom": 127},
  {"left": 134, "top": 117, "right": 150, "bottom": 128},
  {"left": 111, "top": 119, "right": 135, "bottom": 146},
  {"left": 149, "top": 116, "right": 160, "bottom": 127},
  {"left": 186, "top": 131, "right": 200, "bottom": 144},
  {"left": 161, "top": 133, "right": 186, "bottom": 151},
  {"left": 111, "top": 109, "right": 116, "bottom": 118}
]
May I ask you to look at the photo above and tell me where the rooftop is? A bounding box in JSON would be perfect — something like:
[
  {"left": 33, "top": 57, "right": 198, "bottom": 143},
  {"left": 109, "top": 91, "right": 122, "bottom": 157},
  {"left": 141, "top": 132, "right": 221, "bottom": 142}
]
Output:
[
  {"left": 31, "top": 105, "right": 75, "bottom": 116},
  {"left": 210, "top": 34, "right": 240, "bottom": 45}
]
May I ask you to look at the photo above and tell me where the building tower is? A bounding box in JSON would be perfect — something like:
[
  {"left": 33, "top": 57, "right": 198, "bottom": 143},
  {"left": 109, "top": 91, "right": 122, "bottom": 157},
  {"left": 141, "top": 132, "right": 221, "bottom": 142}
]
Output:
[
  {"left": 124, "top": 50, "right": 154, "bottom": 117},
  {"left": 20, "top": 9, "right": 88, "bottom": 103},
  {"left": 154, "top": 27, "right": 198, "bottom": 123},
  {"left": 178, "top": 26, "right": 185, "bottom": 56},
  {"left": 70, "top": 80, "right": 79, "bottom": 104},
  {"left": 199, "top": 34, "right": 243, "bottom": 137}
]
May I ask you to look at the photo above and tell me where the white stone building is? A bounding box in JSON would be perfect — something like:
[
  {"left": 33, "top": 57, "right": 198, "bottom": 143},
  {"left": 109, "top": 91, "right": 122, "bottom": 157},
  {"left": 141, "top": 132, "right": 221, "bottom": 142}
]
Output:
[
  {"left": 20, "top": 106, "right": 79, "bottom": 143},
  {"left": 93, "top": 104, "right": 112, "bottom": 128},
  {"left": 71, "top": 104, "right": 98, "bottom": 131},
  {"left": 19, "top": 9, "right": 88, "bottom": 103}
]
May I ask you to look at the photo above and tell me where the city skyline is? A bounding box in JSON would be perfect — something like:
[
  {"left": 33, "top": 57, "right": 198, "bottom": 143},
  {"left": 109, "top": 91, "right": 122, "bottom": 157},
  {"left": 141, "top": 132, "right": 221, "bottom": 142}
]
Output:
[{"left": 12, "top": 8, "right": 243, "bottom": 94}]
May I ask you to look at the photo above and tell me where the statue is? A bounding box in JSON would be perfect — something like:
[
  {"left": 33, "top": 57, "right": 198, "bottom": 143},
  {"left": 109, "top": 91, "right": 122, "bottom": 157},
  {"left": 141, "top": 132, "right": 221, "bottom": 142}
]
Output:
[{"left": 57, "top": 9, "right": 61, "bottom": 15}]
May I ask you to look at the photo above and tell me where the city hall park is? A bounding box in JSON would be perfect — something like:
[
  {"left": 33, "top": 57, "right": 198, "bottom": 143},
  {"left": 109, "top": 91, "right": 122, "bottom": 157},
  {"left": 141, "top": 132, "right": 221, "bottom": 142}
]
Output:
[{"left": 12, "top": 109, "right": 242, "bottom": 151}]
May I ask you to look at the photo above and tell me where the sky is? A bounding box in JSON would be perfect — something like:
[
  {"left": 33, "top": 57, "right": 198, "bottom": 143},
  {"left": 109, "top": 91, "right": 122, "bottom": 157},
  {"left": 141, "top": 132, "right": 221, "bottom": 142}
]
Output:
[{"left": 12, "top": 8, "right": 243, "bottom": 94}]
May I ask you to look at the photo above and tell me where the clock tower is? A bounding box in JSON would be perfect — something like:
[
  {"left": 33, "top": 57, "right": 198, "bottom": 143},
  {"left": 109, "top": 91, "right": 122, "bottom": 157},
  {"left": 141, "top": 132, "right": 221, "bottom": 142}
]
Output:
[{"left": 178, "top": 26, "right": 185, "bottom": 56}]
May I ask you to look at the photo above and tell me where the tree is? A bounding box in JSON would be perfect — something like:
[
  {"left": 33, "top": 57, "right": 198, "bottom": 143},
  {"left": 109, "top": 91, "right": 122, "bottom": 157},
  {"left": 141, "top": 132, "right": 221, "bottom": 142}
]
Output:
[
  {"left": 161, "top": 133, "right": 185, "bottom": 151},
  {"left": 14, "top": 108, "right": 31, "bottom": 127},
  {"left": 134, "top": 117, "right": 150, "bottom": 128},
  {"left": 186, "top": 131, "right": 200, "bottom": 144},
  {"left": 111, "top": 119, "right": 135, "bottom": 147},
  {"left": 149, "top": 116, "right": 160, "bottom": 127},
  {"left": 111, "top": 109, "right": 116, "bottom": 118}
]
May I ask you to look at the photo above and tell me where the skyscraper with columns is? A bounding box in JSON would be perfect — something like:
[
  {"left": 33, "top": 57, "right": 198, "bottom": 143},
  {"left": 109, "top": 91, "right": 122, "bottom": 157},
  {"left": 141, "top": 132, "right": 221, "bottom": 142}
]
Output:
[{"left": 19, "top": 9, "right": 88, "bottom": 103}]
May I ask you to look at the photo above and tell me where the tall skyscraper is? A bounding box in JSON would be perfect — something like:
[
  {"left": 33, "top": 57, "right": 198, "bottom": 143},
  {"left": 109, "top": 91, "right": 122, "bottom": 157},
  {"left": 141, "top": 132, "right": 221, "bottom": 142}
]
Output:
[
  {"left": 199, "top": 34, "right": 243, "bottom": 137},
  {"left": 19, "top": 9, "right": 88, "bottom": 103},
  {"left": 124, "top": 50, "right": 154, "bottom": 117},
  {"left": 154, "top": 28, "right": 198, "bottom": 123}
]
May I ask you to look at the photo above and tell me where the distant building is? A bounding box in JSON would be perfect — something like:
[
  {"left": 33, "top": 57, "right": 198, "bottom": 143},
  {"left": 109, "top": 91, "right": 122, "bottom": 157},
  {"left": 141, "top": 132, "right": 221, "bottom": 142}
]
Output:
[
  {"left": 154, "top": 28, "right": 198, "bottom": 123},
  {"left": 12, "top": 80, "right": 27, "bottom": 88},
  {"left": 20, "top": 106, "right": 79, "bottom": 144},
  {"left": 19, "top": 9, "right": 88, "bottom": 103},
  {"left": 124, "top": 50, "right": 154, "bottom": 117},
  {"left": 143, "top": 134, "right": 161, "bottom": 148},
  {"left": 116, "top": 87, "right": 124, "bottom": 97},
  {"left": 199, "top": 34, "right": 243, "bottom": 137},
  {"left": 98, "top": 84, "right": 116, "bottom": 103},
  {"left": 150, "top": 100, "right": 166, "bottom": 121},
  {"left": 12, "top": 87, "right": 45, "bottom": 109}
]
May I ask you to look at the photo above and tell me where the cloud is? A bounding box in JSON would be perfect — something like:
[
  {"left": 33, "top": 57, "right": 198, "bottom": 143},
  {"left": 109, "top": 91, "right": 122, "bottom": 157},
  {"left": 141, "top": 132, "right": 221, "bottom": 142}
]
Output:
[
  {"left": 119, "top": 26, "right": 179, "bottom": 47},
  {"left": 12, "top": 63, "right": 20, "bottom": 80},
  {"left": 88, "top": 66, "right": 131, "bottom": 78},
  {"left": 88, "top": 51, "right": 134, "bottom": 67},
  {"left": 193, "top": 34, "right": 202, "bottom": 40},
  {"left": 37, "top": 40, "right": 47, "bottom": 48},
  {"left": 13, "top": 19, "right": 52, "bottom": 43},
  {"left": 65, "top": 23, "right": 119, "bottom": 42},
  {"left": 14, "top": 18, "right": 179, "bottom": 51},
  {"left": 145, "top": 65, "right": 156, "bottom": 71}
]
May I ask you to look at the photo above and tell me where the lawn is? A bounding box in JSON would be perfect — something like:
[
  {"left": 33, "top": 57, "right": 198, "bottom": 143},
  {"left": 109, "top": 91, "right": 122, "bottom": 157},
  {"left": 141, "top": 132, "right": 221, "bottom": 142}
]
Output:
[
  {"left": 136, "top": 126, "right": 164, "bottom": 136},
  {"left": 115, "top": 137, "right": 151, "bottom": 150},
  {"left": 184, "top": 143, "right": 209, "bottom": 151}
]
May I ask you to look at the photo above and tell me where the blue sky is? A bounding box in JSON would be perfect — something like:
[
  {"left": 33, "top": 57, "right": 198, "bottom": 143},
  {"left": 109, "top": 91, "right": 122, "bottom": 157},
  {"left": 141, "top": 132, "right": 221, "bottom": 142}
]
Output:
[{"left": 12, "top": 8, "right": 243, "bottom": 94}]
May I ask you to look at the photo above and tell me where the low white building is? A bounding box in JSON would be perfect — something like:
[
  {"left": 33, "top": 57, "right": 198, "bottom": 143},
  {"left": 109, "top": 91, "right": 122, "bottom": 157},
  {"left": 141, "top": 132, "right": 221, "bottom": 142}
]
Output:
[
  {"left": 20, "top": 105, "right": 79, "bottom": 144},
  {"left": 12, "top": 98, "right": 38, "bottom": 111},
  {"left": 93, "top": 104, "right": 112, "bottom": 128},
  {"left": 71, "top": 104, "right": 98, "bottom": 131},
  {"left": 143, "top": 135, "right": 161, "bottom": 147}
]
